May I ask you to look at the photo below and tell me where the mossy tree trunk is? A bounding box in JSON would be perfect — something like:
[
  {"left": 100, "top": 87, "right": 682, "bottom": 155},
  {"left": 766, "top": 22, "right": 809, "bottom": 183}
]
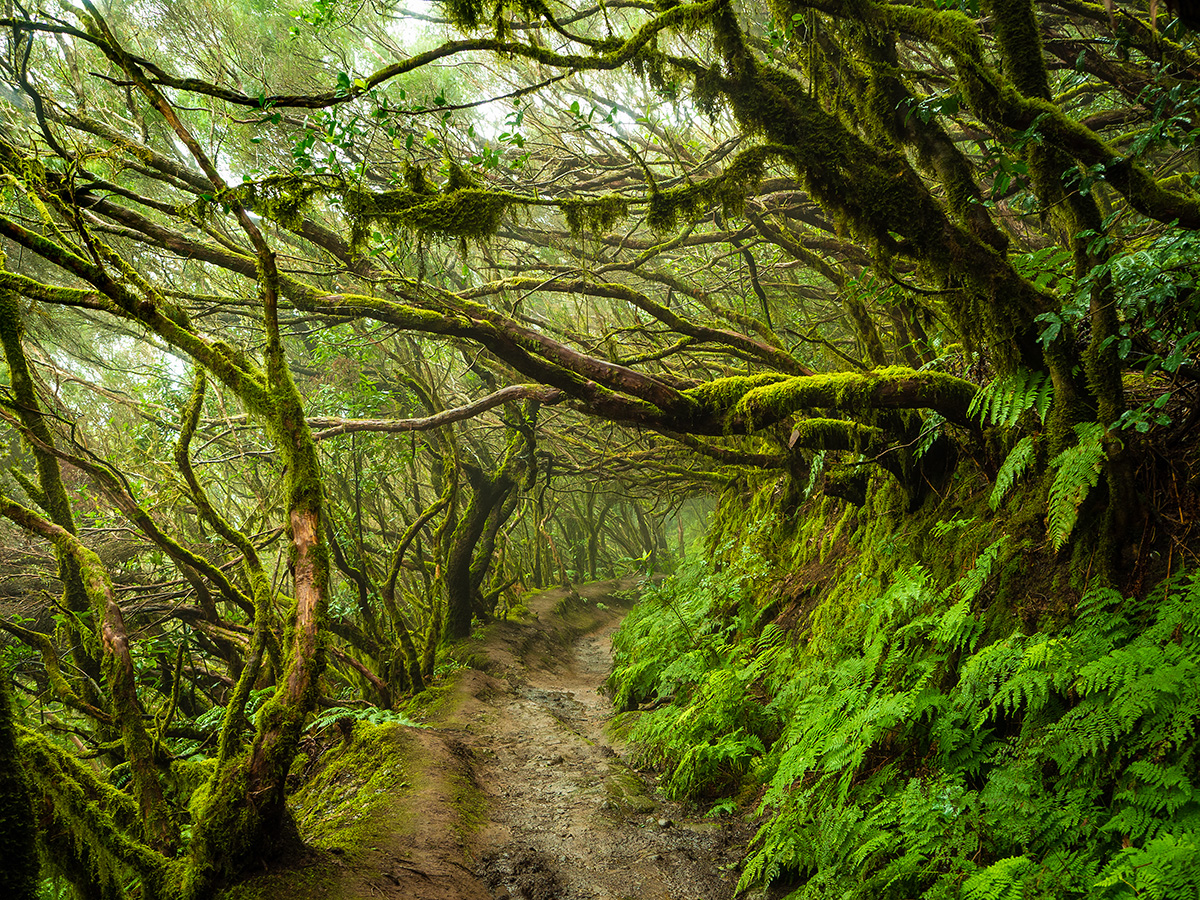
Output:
[
  {"left": 0, "top": 674, "right": 38, "bottom": 900},
  {"left": 444, "top": 406, "right": 536, "bottom": 639},
  {"left": 0, "top": 497, "right": 178, "bottom": 853}
]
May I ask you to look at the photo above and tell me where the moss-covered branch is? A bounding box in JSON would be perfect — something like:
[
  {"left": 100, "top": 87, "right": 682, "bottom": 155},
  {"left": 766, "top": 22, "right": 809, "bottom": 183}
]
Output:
[
  {"left": 0, "top": 675, "right": 38, "bottom": 900},
  {"left": 686, "top": 367, "right": 976, "bottom": 431},
  {"left": 0, "top": 621, "right": 113, "bottom": 725},
  {"left": 469, "top": 277, "right": 813, "bottom": 376},
  {"left": 879, "top": 1, "right": 1200, "bottom": 228},
  {"left": 0, "top": 287, "right": 102, "bottom": 686},
  {"left": 17, "top": 728, "right": 180, "bottom": 898}
]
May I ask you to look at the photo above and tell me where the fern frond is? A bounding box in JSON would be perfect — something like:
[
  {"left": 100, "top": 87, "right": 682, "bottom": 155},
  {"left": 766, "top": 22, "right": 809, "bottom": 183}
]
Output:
[
  {"left": 969, "top": 368, "right": 1051, "bottom": 428},
  {"left": 1047, "top": 422, "right": 1107, "bottom": 551},
  {"left": 1094, "top": 832, "right": 1200, "bottom": 899},
  {"left": 1035, "top": 375, "right": 1054, "bottom": 423},
  {"left": 954, "top": 537, "right": 1010, "bottom": 606},
  {"left": 963, "top": 856, "right": 1034, "bottom": 900},
  {"left": 990, "top": 436, "right": 1037, "bottom": 510}
]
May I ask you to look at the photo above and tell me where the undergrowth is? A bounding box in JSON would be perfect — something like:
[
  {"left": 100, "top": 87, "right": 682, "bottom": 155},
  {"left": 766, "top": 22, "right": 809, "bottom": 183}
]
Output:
[{"left": 608, "top": 492, "right": 1200, "bottom": 899}]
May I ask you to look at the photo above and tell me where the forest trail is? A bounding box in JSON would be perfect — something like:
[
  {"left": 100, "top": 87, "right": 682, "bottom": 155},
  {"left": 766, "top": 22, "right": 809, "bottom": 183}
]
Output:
[{"left": 290, "top": 578, "right": 755, "bottom": 900}]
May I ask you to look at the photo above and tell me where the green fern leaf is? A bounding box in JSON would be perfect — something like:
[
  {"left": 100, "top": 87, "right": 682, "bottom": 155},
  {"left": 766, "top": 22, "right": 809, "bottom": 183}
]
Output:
[
  {"left": 1094, "top": 832, "right": 1200, "bottom": 899},
  {"left": 963, "top": 855, "right": 1034, "bottom": 900},
  {"left": 1036, "top": 375, "right": 1054, "bottom": 423},
  {"left": 1047, "top": 422, "right": 1106, "bottom": 552},
  {"left": 970, "top": 368, "right": 1052, "bottom": 428},
  {"left": 990, "top": 436, "right": 1037, "bottom": 510}
]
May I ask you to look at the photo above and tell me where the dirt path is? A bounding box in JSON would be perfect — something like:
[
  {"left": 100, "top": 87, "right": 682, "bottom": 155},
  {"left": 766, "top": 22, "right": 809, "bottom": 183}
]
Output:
[
  {"left": 241, "top": 580, "right": 758, "bottom": 900},
  {"left": 470, "top": 582, "right": 749, "bottom": 900},
  {"left": 290, "top": 578, "right": 755, "bottom": 900}
]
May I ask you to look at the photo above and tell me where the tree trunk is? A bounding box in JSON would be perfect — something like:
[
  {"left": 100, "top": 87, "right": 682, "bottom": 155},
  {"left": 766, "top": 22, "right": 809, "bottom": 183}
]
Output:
[{"left": 0, "top": 676, "right": 39, "bottom": 900}]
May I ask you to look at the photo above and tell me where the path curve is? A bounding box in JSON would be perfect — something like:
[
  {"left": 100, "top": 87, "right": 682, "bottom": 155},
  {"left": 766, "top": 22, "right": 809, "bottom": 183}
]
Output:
[
  {"left": 468, "top": 580, "right": 748, "bottom": 900},
  {"left": 244, "top": 578, "right": 757, "bottom": 900}
]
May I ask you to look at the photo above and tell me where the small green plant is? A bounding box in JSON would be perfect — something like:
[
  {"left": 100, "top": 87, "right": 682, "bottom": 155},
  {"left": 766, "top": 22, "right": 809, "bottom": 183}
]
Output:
[
  {"left": 968, "top": 368, "right": 1053, "bottom": 428},
  {"left": 1046, "top": 422, "right": 1108, "bottom": 551},
  {"left": 989, "top": 436, "right": 1037, "bottom": 510},
  {"left": 307, "top": 706, "right": 423, "bottom": 733},
  {"left": 612, "top": 521, "right": 1200, "bottom": 900}
]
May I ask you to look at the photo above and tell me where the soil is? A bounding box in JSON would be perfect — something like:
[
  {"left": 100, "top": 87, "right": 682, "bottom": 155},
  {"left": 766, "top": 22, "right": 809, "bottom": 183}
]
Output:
[{"left": 244, "top": 578, "right": 765, "bottom": 900}]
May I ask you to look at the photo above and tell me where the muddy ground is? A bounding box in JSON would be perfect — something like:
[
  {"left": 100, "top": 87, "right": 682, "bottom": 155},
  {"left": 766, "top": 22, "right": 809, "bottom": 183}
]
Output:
[{"left": 234, "top": 578, "right": 771, "bottom": 900}]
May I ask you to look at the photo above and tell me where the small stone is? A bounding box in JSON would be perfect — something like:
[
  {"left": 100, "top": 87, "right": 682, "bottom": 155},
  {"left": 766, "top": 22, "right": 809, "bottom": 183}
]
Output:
[{"left": 658, "top": 818, "right": 670, "bottom": 828}]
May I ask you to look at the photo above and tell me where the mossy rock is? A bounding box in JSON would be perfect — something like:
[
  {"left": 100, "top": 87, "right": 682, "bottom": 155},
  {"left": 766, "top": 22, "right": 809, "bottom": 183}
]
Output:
[
  {"left": 288, "top": 722, "right": 415, "bottom": 856},
  {"left": 602, "top": 763, "right": 657, "bottom": 814}
]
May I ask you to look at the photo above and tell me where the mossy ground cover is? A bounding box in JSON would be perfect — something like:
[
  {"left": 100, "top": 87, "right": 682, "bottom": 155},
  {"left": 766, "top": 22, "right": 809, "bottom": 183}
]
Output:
[
  {"left": 288, "top": 722, "right": 415, "bottom": 854},
  {"left": 211, "top": 722, "right": 417, "bottom": 900}
]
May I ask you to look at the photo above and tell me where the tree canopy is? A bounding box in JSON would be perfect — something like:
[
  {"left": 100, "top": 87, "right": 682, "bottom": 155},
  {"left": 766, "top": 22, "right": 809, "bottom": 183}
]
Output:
[{"left": 1, "top": 0, "right": 1198, "bottom": 896}]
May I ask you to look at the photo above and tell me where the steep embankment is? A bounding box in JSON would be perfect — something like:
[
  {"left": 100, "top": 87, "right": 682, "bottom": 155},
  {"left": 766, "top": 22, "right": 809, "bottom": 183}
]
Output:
[{"left": 220, "top": 578, "right": 754, "bottom": 900}]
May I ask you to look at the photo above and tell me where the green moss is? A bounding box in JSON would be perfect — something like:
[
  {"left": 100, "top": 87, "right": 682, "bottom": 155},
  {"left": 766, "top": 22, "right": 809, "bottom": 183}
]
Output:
[
  {"left": 0, "top": 677, "right": 38, "bottom": 899},
  {"left": 685, "top": 373, "right": 789, "bottom": 417},
  {"left": 215, "top": 864, "right": 339, "bottom": 900},
  {"left": 602, "top": 761, "right": 657, "bottom": 814},
  {"left": 726, "top": 367, "right": 976, "bottom": 431},
  {"left": 289, "top": 722, "right": 414, "bottom": 855},
  {"left": 561, "top": 194, "right": 629, "bottom": 236},
  {"left": 219, "top": 176, "right": 321, "bottom": 232},
  {"left": 343, "top": 185, "right": 511, "bottom": 247},
  {"left": 399, "top": 667, "right": 466, "bottom": 720},
  {"left": 644, "top": 144, "right": 775, "bottom": 232},
  {"left": 448, "top": 762, "right": 486, "bottom": 851}
]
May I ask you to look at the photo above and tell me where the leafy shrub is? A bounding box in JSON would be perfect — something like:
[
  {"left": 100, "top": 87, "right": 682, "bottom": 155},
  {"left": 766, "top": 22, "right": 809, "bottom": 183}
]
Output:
[{"left": 611, "top": 530, "right": 1200, "bottom": 899}]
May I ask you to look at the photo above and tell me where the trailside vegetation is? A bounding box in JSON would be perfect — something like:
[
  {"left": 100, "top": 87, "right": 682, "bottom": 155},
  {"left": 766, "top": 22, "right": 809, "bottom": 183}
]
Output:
[{"left": 608, "top": 477, "right": 1200, "bottom": 899}]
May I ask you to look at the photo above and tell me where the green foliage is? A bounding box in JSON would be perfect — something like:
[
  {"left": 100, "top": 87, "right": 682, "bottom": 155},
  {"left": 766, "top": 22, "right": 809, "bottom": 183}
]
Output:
[
  {"left": 613, "top": 509, "right": 1200, "bottom": 900},
  {"left": 1094, "top": 833, "right": 1200, "bottom": 899},
  {"left": 0, "top": 676, "right": 38, "bottom": 899},
  {"left": 607, "top": 530, "right": 777, "bottom": 804},
  {"left": 962, "top": 857, "right": 1034, "bottom": 900},
  {"left": 967, "top": 367, "right": 1052, "bottom": 428},
  {"left": 1047, "top": 422, "right": 1107, "bottom": 552},
  {"left": 307, "top": 705, "right": 423, "bottom": 733},
  {"left": 988, "top": 435, "right": 1036, "bottom": 511}
]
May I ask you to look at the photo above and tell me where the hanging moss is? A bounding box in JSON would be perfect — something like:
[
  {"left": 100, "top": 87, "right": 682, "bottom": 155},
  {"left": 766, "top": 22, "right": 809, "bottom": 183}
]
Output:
[
  {"left": 442, "top": 160, "right": 478, "bottom": 193},
  {"left": 217, "top": 175, "right": 321, "bottom": 232},
  {"left": 344, "top": 185, "right": 513, "bottom": 248},
  {"left": 404, "top": 161, "right": 435, "bottom": 195},
  {"left": 17, "top": 729, "right": 179, "bottom": 898},
  {"left": 824, "top": 464, "right": 870, "bottom": 506},
  {"left": 790, "top": 418, "right": 885, "bottom": 454},
  {"left": 647, "top": 143, "right": 773, "bottom": 232},
  {"left": 561, "top": 194, "right": 630, "bottom": 236}
]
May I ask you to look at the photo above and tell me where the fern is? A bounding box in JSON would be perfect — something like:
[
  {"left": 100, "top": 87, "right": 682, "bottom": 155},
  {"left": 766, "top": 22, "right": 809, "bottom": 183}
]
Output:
[
  {"left": 307, "top": 705, "right": 423, "bottom": 732},
  {"left": 968, "top": 368, "right": 1052, "bottom": 427},
  {"left": 989, "top": 436, "right": 1037, "bottom": 510},
  {"left": 1047, "top": 421, "right": 1107, "bottom": 551},
  {"left": 962, "top": 856, "right": 1034, "bottom": 900},
  {"left": 1095, "top": 833, "right": 1200, "bottom": 899},
  {"left": 613, "top": 535, "right": 1200, "bottom": 900}
]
